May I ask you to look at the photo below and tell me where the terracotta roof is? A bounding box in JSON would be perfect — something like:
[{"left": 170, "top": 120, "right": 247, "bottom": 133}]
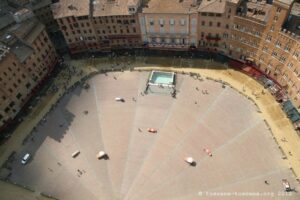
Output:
[{"left": 198, "top": 0, "right": 227, "bottom": 13}]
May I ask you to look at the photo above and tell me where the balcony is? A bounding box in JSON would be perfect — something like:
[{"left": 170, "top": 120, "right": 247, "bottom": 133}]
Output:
[
  {"left": 148, "top": 43, "right": 189, "bottom": 50},
  {"left": 205, "top": 36, "right": 221, "bottom": 41},
  {"left": 148, "top": 32, "right": 189, "bottom": 37}
]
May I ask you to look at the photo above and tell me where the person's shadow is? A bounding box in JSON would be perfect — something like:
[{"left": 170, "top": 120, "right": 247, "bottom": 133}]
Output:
[{"left": 190, "top": 161, "right": 197, "bottom": 167}]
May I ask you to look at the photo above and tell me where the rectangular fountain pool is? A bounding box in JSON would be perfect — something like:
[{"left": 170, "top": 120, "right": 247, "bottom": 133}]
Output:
[{"left": 148, "top": 71, "right": 175, "bottom": 87}]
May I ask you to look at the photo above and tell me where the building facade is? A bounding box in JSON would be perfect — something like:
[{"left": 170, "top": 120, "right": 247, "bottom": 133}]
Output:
[
  {"left": 0, "top": 9, "right": 57, "bottom": 129},
  {"left": 229, "top": 0, "right": 300, "bottom": 105},
  {"left": 51, "top": 0, "right": 142, "bottom": 54},
  {"left": 198, "top": 0, "right": 240, "bottom": 54},
  {"left": 138, "top": 0, "right": 199, "bottom": 50}
]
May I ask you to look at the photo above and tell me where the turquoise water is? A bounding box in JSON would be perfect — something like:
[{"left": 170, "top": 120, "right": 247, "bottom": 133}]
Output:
[{"left": 150, "top": 72, "right": 174, "bottom": 85}]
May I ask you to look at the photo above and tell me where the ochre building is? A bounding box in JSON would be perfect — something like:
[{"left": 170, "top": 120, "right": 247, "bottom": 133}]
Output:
[{"left": 0, "top": 8, "right": 57, "bottom": 129}]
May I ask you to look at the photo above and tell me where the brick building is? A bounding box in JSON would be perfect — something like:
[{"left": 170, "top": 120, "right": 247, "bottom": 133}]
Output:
[
  {"left": 0, "top": 8, "right": 57, "bottom": 129},
  {"left": 51, "top": 0, "right": 142, "bottom": 54},
  {"left": 229, "top": 0, "right": 300, "bottom": 105}
]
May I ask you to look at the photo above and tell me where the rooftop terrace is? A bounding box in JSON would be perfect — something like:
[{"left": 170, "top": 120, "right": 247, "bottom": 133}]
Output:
[
  {"left": 93, "top": 0, "right": 140, "bottom": 16},
  {"left": 51, "top": 0, "right": 90, "bottom": 19},
  {"left": 198, "top": 0, "right": 227, "bottom": 14},
  {"left": 237, "top": 0, "right": 272, "bottom": 23},
  {"left": 142, "top": 0, "right": 200, "bottom": 14},
  {"left": 52, "top": 0, "right": 141, "bottom": 18}
]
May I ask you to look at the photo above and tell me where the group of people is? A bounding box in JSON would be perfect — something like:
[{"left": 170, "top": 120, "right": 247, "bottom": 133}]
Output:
[{"left": 195, "top": 87, "right": 209, "bottom": 95}]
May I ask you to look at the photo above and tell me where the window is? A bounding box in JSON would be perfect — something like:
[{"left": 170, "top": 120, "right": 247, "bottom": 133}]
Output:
[
  {"left": 279, "top": 56, "right": 286, "bottom": 63},
  {"left": 149, "top": 18, "right": 154, "bottom": 26},
  {"left": 275, "top": 41, "right": 281, "bottom": 48},
  {"left": 284, "top": 46, "right": 291, "bottom": 52},
  {"left": 170, "top": 19, "right": 175, "bottom": 25},
  {"left": 209, "top": 21, "right": 212, "bottom": 26},
  {"left": 266, "top": 35, "right": 272, "bottom": 42},
  {"left": 271, "top": 51, "right": 277, "bottom": 57},
  {"left": 201, "top": 21, "right": 205, "bottom": 26},
  {"left": 293, "top": 52, "right": 299, "bottom": 58},
  {"left": 287, "top": 62, "right": 294, "bottom": 68},
  {"left": 9, "top": 101, "right": 15, "bottom": 107},
  {"left": 226, "top": 24, "right": 229, "bottom": 29},
  {"left": 180, "top": 19, "right": 185, "bottom": 26},
  {"left": 274, "top": 16, "right": 278, "bottom": 21},
  {"left": 217, "top": 22, "right": 221, "bottom": 27},
  {"left": 26, "top": 82, "right": 31, "bottom": 88},
  {"left": 4, "top": 107, "right": 10, "bottom": 113},
  {"left": 159, "top": 19, "right": 164, "bottom": 27},
  {"left": 262, "top": 46, "right": 268, "bottom": 52}
]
